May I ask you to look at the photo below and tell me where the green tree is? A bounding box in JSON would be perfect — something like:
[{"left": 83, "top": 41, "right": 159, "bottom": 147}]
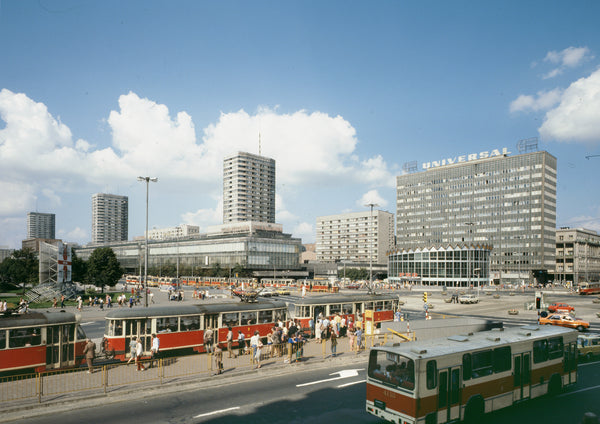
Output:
[
  {"left": 87, "top": 247, "right": 124, "bottom": 292},
  {"left": 0, "top": 248, "right": 38, "bottom": 291},
  {"left": 71, "top": 249, "right": 88, "bottom": 284}
]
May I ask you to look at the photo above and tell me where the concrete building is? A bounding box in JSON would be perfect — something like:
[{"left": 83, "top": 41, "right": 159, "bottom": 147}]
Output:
[
  {"left": 147, "top": 224, "right": 200, "bottom": 241},
  {"left": 27, "top": 212, "right": 55, "bottom": 239},
  {"left": 316, "top": 210, "right": 395, "bottom": 266},
  {"left": 554, "top": 227, "right": 600, "bottom": 287},
  {"left": 223, "top": 152, "right": 276, "bottom": 224},
  {"left": 0, "top": 247, "right": 14, "bottom": 263},
  {"left": 92, "top": 193, "right": 128, "bottom": 244},
  {"left": 396, "top": 148, "right": 557, "bottom": 285}
]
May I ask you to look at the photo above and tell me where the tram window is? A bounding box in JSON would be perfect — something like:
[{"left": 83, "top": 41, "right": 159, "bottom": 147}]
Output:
[
  {"left": 493, "top": 346, "right": 511, "bottom": 373},
  {"left": 274, "top": 310, "right": 285, "bottom": 323},
  {"left": 382, "top": 301, "right": 392, "bottom": 310},
  {"left": 223, "top": 313, "right": 239, "bottom": 327},
  {"left": 49, "top": 325, "right": 59, "bottom": 343},
  {"left": 365, "top": 302, "right": 374, "bottom": 311},
  {"left": 342, "top": 303, "right": 352, "bottom": 314},
  {"left": 374, "top": 301, "right": 384, "bottom": 311},
  {"left": 330, "top": 304, "right": 342, "bottom": 315},
  {"left": 107, "top": 320, "right": 123, "bottom": 337},
  {"left": 533, "top": 339, "right": 548, "bottom": 363},
  {"left": 426, "top": 360, "right": 437, "bottom": 389},
  {"left": 77, "top": 326, "right": 86, "bottom": 341},
  {"left": 240, "top": 311, "right": 257, "bottom": 325},
  {"left": 548, "top": 337, "right": 563, "bottom": 360},
  {"left": 296, "top": 306, "right": 309, "bottom": 317},
  {"left": 472, "top": 350, "right": 493, "bottom": 378},
  {"left": 462, "top": 354, "right": 472, "bottom": 381},
  {"left": 258, "top": 310, "right": 272, "bottom": 323},
  {"left": 180, "top": 316, "right": 200, "bottom": 331},
  {"left": 0, "top": 330, "right": 6, "bottom": 349},
  {"left": 9, "top": 327, "right": 42, "bottom": 348},
  {"left": 156, "top": 317, "right": 178, "bottom": 333}
]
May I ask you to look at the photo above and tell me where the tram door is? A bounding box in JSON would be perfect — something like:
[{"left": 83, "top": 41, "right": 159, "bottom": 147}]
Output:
[
  {"left": 513, "top": 353, "right": 531, "bottom": 402},
  {"left": 438, "top": 367, "right": 461, "bottom": 423},
  {"left": 45, "top": 324, "right": 75, "bottom": 369},
  {"left": 126, "top": 319, "right": 151, "bottom": 352}
]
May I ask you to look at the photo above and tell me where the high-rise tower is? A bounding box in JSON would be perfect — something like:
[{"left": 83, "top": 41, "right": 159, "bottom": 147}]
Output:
[
  {"left": 92, "top": 193, "right": 128, "bottom": 243},
  {"left": 27, "top": 212, "right": 56, "bottom": 239}
]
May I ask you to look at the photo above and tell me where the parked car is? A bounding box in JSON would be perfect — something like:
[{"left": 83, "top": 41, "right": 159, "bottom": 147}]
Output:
[
  {"left": 577, "top": 333, "right": 600, "bottom": 361},
  {"left": 539, "top": 313, "right": 589, "bottom": 331},
  {"left": 259, "top": 287, "right": 278, "bottom": 297},
  {"left": 548, "top": 302, "right": 575, "bottom": 313},
  {"left": 458, "top": 294, "right": 479, "bottom": 304},
  {"left": 276, "top": 287, "right": 291, "bottom": 296}
]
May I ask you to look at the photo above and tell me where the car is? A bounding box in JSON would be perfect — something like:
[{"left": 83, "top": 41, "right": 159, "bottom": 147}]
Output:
[
  {"left": 458, "top": 294, "right": 479, "bottom": 304},
  {"left": 539, "top": 313, "right": 589, "bottom": 331},
  {"left": 548, "top": 302, "right": 575, "bottom": 313},
  {"left": 577, "top": 333, "right": 600, "bottom": 361},
  {"left": 259, "top": 287, "right": 278, "bottom": 297},
  {"left": 276, "top": 287, "right": 291, "bottom": 296}
]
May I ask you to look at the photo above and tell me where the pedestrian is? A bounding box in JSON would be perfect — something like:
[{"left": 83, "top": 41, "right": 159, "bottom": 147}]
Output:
[
  {"left": 129, "top": 296, "right": 134, "bottom": 308},
  {"left": 237, "top": 331, "right": 246, "bottom": 356},
  {"left": 83, "top": 338, "right": 96, "bottom": 374},
  {"left": 226, "top": 326, "right": 234, "bottom": 358},
  {"left": 250, "top": 330, "right": 260, "bottom": 363},
  {"left": 214, "top": 344, "right": 224, "bottom": 375},
  {"left": 330, "top": 326, "right": 338, "bottom": 357},
  {"left": 355, "top": 328, "right": 363, "bottom": 354},
  {"left": 135, "top": 338, "right": 145, "bottom": 371},
  {"left": 77, "top": 295, "right": 83, "bottom": 311},
  {"left": 149, "top": 334, "right": 160, "bottom": 368},
  {"left": 149, "top": 291, "right": 155, "bottom": 304},
  {"left": 60, "top": 294, "right": 65, "bottom": 308},
  {"left": 267, "top": 331, "right": 273, "bottom": 358},
  {"left": 52, "top": 297, "right": 57, "bottom": 308},
  {"left": 204, "top": 327, "right": 214, "bottom": 353},
  {"left": 286, "top": 334, "right": 295, "bottom": 364},
  {"left": 127, "top": 337, "right": 137, "bottom": 364},
  {"left": 315, "top": 319, "right": 322, "bottom": 344},
  {"left": 254, "top": 338, "right": 263, "bottom": 369},
  {"left": 348, "top": 327, "right": 356, "bottom": 352},
  {"left": 296, "top": 333, "right": 305, "bottom": 361}
]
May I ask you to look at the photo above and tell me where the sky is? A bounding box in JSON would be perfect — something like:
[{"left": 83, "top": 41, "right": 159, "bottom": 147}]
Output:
[{"left": 1, "top": 0, "right": 599, "bottom": 249}]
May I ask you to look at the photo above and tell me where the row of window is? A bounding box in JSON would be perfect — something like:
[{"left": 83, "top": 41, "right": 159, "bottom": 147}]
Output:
[{"left": 0, "top": 324, "right": 78, "bottom": 349}]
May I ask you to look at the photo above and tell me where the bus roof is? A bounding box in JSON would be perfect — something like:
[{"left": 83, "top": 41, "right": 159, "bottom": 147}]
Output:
[
  {"left": 105, "top": 300, "right": 288, "bottom": 320},
  {"left": 372, "top": 325, "right": 577, "bottom": 360},
  {"left": 0, "top": 310, "right": 78, "bottom": 329}
]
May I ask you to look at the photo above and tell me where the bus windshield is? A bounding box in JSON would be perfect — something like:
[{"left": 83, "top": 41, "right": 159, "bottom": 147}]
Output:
[{"left": 369, "top": 350, "right": 415, "bottom": 391}]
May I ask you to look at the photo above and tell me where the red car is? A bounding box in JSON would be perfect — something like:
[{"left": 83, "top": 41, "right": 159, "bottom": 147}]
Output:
[{"left": 548, "top": 302, "right": 575, "bottom": 313}]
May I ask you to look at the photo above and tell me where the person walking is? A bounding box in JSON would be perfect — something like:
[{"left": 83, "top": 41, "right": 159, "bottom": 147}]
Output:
[
  {"left": 250, "top": 331, "right": 260, "bottom": 364},
  {"left": 135, "top": 338, "right": 145, "bottom": 371},
  {"left": 127, "top": 337, "right": 137, "bottom": 364},
  {"left": 226, "top": 327, "right": 234, "bottom": 358},
  {"left": 60, "top": 294, "right": 65, "bottom": 308},
  {"left": 83, "top": 338, "right": 96, "bottom": 374},
  {"left": 149, "top": 334, "right": 160, "bottom": 368},
  {"left": 330, "top": 326, "right": 338, "bottom": 357},
  {"left": 237, "top": 331, "right": 246, "bottom": 356},
  {"left": 254, "top": 338, "right": 263, "bottom": 369},
  {"left": 213, "top": 344, "right": 224, "bottom": 375},
  {"left": 204, "top": 328, "right": 214, "bottom": 354}
]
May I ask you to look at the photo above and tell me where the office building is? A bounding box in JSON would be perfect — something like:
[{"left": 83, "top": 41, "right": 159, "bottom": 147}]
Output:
[
  {"left": 223, "top": 152, "right": 276, "bottom": 224},
  {"left": 396, "top": 148, "right": 557, "bottom": 285},
  {"left": 92, "top": 193, "right": 128, "bottom": 244},
  {"left": 316, "top": 210, "right": 395, "bottom": 265},
  {"left": 555, "top": 227, "right": 600, "bottom": 287},
  {"left": 147, "top": 224, "right": 200, "bottom": 241},
  {"left": 27, "top": 212, "right": 55, "bottom": 239}
]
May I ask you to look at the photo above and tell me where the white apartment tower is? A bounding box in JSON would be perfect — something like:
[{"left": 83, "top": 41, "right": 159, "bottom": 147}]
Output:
[
  {"left": 27, "top": 212, "right": 55, "bottom": 239},
  {"left": 223, "top": 152, "right": 276, "bottom": 224},
  {"left": 316, "top": 210, "right": 395, "bottom": 265},
  {"left": 92, "top": 193, "right": 128, "bottom": 244}
]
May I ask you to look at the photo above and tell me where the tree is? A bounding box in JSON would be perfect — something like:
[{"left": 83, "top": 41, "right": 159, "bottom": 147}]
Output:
[
  {"left": 87, "top": 247, "right": 124, "bottom": 292},
  {"left": 0, "top": 248, "right": 38, "bottom": 291},
  {"left": 71, "top": 249, "right": 88, "bottom": 284}
]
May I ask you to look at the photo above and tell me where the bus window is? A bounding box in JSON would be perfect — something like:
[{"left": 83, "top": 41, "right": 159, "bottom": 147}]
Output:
[
  {"left": 472, "top": 350, "right": 493, "bottom": 378},
  {"left": 493, "top": 346, "right": 511, "bottom": 373},
  {"left": 462, "top": 353, "right": 472, "bottom": 381},
  {"left": 222, "top": 312, "right": 239, "bottom": 327},
  {"left": 548, "top": 337, "right": 563, "bottom": 360},
  {"left": 181, "top": 316, "right": 200, "bottom": 331},
  {"left": 157, "top": 317, "right": 178, "bottom": 333},
  {"left": 368, "top": 350, "right": 415, "bottom": 391},
  {"left": 533, "top": 339, "right": 548, "bottom": 363},
  {"left": 426, "top": 360, "right": 437, "bottom": 389},
  {"left": 258, "top": 310, "right": 273, "bottom": 323}
]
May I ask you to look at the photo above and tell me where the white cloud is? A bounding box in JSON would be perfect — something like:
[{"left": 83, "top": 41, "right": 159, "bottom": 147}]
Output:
[
  {"left": 292, "top": 222, "right": 314, "bottom": 243},
  {"left": 58, "top": 227, "right": 87, "bottom": 243},
  {"left": 539, "top": 68, "right": 600, "bottom": 144},
  {"left": 509, "top": 88, "right": 563, "bottom": 113},
  {"left": 357, "top": 189, "right": 388, "bottom": 209},
  {"left": 542, "top": 46, "right": 592, "bottom": 79}
]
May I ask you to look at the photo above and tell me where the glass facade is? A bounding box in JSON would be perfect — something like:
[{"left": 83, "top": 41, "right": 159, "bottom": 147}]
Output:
[
  {"left": 396, "top": 151, "right": 556, "bottom": 284},
  {"left": 388, "top": 244, "right": 491, "bottom": 287}
]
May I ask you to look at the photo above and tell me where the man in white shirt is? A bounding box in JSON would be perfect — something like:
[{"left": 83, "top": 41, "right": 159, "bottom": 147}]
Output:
[
  {"left": 150, "top": 334, "right": 160, "bottom": 368},
  {"left": 250, "top": 330, "right": 260, "bottom": 363}
]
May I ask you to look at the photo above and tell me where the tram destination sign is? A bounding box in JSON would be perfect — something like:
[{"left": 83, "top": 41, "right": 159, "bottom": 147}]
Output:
[{"left": 422, "top": 147, "right": 511, "bottom": 170}]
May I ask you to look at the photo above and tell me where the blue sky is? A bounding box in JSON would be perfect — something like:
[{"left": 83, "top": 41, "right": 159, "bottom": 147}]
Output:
[{"left": 1, "top": 0, "right": 599, "bottom": 249}]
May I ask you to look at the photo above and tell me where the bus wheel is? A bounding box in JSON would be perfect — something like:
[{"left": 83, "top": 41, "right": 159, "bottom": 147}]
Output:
[
  {"left": 548, "top": 374, "right": 562, "bottom": 396},
  {"left": 464, "top": 396, "right": 484, "bottom": 424}
]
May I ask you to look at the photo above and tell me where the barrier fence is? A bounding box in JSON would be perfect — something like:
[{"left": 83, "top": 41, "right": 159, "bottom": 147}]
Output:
[{"left": 0, "top": 329, "right": 413, "bottom": 406}]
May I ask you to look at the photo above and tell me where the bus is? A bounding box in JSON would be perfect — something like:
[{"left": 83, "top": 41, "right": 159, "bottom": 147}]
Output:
[
  {"left": 578, "top": 281, "right": 600, "bottom": 295},
  {"left": 0, "top": 310, "right": 88, "bottom": 375},
  {"left": 366, "top": 325, "right": 578, "bottom": 423},
  {"left": 103, "top": 300, "right": 287, "bottom": 360}
]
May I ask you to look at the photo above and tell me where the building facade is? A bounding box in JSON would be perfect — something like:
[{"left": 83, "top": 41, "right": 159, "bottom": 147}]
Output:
[
  {"left": 223, "top": 152, "right": 276, "bottom": 224},
  {"left": 147, "top": 224, "right": 200, "bottom": 241},
  {"left": 554, "top": 227, "right": 600, "bottom": 287},
  {"left": 27, "top": 212, "right": 55, "bottom": 239},
  {"left": 316, "top": 210, "right": 395, "bottom": 266},
  {"left": 92, "top": 193, "right": 129, "bottom": 244},
  {"left": 396, "top": 149, "right": 557, "bottom": 285}
]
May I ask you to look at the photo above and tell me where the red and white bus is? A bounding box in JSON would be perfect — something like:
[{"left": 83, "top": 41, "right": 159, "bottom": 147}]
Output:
[
  {"left": 0, "top": 310, "right": 88, "bottom": 375},
  {"left": 103, "top": 300, "right": 287, "bottom": 360},
  {"left": 366, "top": 325, "right": 578, "bottom": 423},
  {"left": 578, "top": 281, "right": 600, "bottom": 295}
]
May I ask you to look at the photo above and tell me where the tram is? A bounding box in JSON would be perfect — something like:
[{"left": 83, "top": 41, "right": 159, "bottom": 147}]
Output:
[
  {"left": 0, "top": 310, "right": 88, "bottom": 375},
  {"left": 103, "top": 300, "right": 288, "bottom": 360}
]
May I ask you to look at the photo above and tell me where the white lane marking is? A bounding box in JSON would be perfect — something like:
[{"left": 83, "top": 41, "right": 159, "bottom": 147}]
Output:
[
  {"left": 337, "top": 379, "right": 365, "bottom": 388},
  {"left": 194, "top": 406, "right": 240, "bottom": 418},
  {"left": 557, "top": 384, "right": 600, "bottom": 398},
  {"left": 296, "top": 369, "right": 364, "bottom": 387}
]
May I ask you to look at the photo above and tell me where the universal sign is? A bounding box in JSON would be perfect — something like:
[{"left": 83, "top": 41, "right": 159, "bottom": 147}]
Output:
[{"left": 422, "top": 147, "right": 511, "bottom": 169}]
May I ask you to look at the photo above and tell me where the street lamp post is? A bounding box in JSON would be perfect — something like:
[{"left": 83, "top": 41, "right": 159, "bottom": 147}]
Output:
[
  {"left": 138, "top": 176, "right": 158, "bottom": 307},
  {"left": 365, "top": 203, "right": 379, "bottom": 294}
]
